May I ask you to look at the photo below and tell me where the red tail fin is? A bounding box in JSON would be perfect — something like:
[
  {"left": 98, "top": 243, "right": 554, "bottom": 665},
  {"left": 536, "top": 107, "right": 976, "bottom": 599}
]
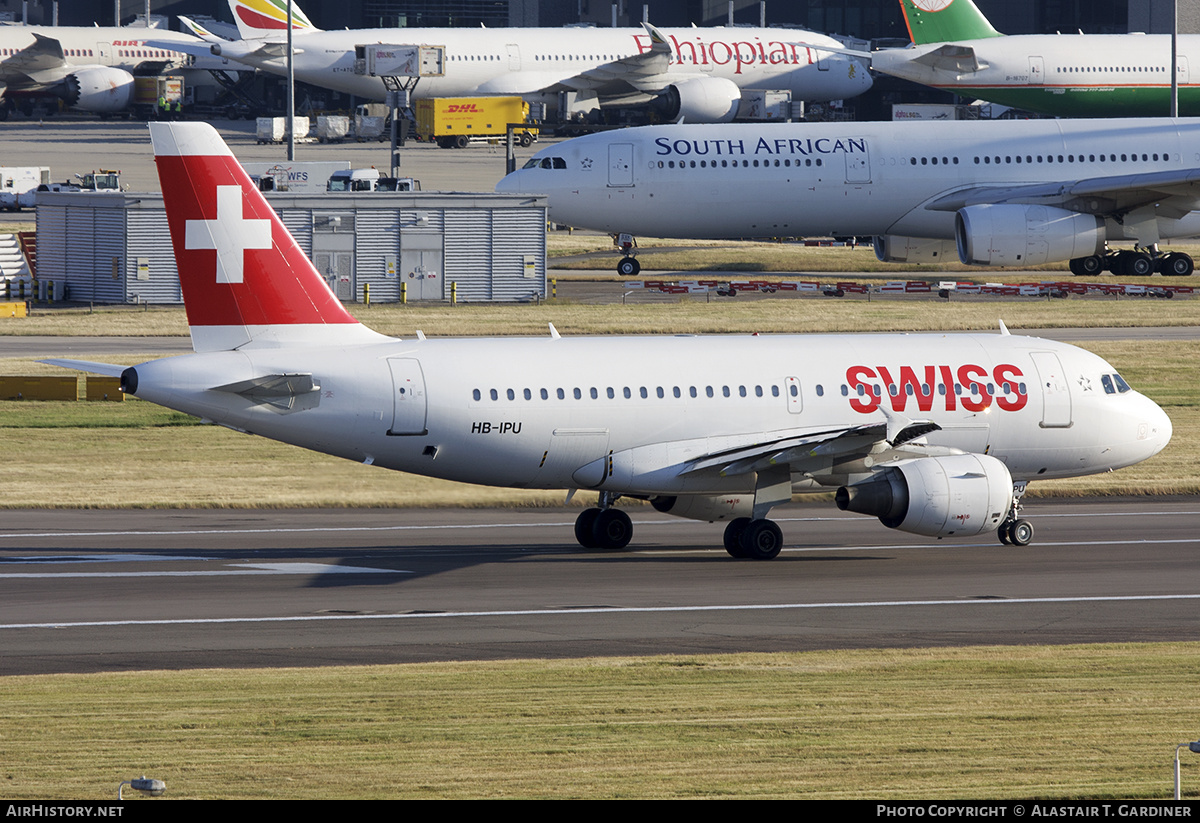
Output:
[{"left": 150, "top": 122, "right": 372, "bottom": 352}]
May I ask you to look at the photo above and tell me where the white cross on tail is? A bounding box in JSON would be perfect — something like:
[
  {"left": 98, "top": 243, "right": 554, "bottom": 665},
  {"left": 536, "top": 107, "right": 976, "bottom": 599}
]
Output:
[{"left": 185, "top": 185, "right": 272, "bottom": 284}]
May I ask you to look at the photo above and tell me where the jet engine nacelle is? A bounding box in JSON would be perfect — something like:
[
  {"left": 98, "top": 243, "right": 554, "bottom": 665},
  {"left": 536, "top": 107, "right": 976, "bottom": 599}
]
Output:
[
  {"left": 651, "top": 493, "right": 753, "bottom": 522},
  {"left": 955, "top": 204, "right": 1104, "bottom": 267},
  {"left": 659, "top": 76, "right": 741, "bottom": 123},
  {"left": 874, "top": 235, "right": 958, "bottom": 264},
  {"left": 62, "top": 66, "right": 136, "bottom": 113},
  {"left": 835, "top": 454, "right": 1013, "bottom": 538}
]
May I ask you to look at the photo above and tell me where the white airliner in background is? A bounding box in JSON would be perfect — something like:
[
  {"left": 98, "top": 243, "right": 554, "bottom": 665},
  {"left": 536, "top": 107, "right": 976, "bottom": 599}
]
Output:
[
  {"left": 871, "top": 0, "right": 1200, "bottom": 118},
  {"left": 45, "top": 122, "right": 1171, "bottom": 559},
  {"left": 0, "top": 24, "right": 233, "bottom": 115},
  {"left": 496, "top": 118, "right": 1200, "bottom": 277},
  {"left": 180, "top": 0, "right": 871, "bottom": 122}
]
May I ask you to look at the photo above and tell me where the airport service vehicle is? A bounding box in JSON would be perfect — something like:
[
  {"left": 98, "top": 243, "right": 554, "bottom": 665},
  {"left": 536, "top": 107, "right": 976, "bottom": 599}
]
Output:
[
  {"left": 496, "top": 117, "right": 1200, "bottom": 277},
  {"left": 415, "top": 97, "right": 537, "bottom": 149},
  {"left": 177, "top": 0, "right": 870, "bottom": 124},
  {"left": 46, "top": 123, "right": 1171, "bottom": 559},
  {"left": 870, "top": 0, "right": 1200, "bottom": 117}
]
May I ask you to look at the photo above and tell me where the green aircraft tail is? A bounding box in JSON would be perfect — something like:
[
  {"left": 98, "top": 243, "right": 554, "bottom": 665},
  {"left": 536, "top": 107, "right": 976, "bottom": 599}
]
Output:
[{"left": 899, "top": 0, "right": 1003, "bottom": 44}]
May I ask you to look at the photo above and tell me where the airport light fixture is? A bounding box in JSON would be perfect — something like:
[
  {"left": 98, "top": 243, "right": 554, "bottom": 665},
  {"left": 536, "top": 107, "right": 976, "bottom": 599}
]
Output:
[
  {"left": 117, "top": 776, "right": 165, "bottom": 799},
  {"left": 1173, "top": 741, "right": 1200, "bottom": 799}
]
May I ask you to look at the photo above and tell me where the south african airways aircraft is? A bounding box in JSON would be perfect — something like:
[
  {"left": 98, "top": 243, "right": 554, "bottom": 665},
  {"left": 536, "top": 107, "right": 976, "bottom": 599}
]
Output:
[
  {"left": 47, "top": 123, "right": 1170, "bottom": 559},
  {"left": 177, "top": 0, "right": 871, "bottom": 123},
  {"left": 496, "top": 117, "right": 1200, "bottom": 277}
]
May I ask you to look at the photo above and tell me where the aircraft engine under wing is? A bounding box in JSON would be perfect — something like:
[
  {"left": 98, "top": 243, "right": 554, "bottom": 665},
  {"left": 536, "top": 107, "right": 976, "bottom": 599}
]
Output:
[
  {"left": 956, "top": 204, "right": 1105, "bottom": 267},
  {"left": 61, "top": 66, "right": 135, "bottom": 112},
  {"left": 836, "top": 453, "right": 1013, "bottom": 538},
  {"left": 656, "top": 76, "right": 741, "bottom": 123}
]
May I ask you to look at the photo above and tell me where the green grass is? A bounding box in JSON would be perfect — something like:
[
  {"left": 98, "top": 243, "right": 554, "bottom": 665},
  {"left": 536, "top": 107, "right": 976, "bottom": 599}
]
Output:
[{"left": 3, "top": 644, "right": 1199, "bottom": 799}]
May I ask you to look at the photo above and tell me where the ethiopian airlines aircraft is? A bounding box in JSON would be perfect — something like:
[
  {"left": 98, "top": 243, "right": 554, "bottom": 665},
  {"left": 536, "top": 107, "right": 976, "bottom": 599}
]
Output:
[
  {"left": 0, "top": 24, "right": 233, "bottom": 115},
  {"left": 496, "top": 117, "right": 1200, "bottom": 277},
  {"left": 870, "top": 0, "right": 1200, "bottom": 117},
  {"left": 45, "top": 122, "right": 1171, "bottom": 559},
  {"left": 185, "top": 0, "right": 870, "bottom": 122}
]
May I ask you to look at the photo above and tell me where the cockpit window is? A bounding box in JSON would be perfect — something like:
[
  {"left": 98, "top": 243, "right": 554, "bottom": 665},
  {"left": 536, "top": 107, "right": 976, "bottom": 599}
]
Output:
[
  {"left": 1101, "top": 373, "right": 1132, "bottom": 394},
  {"left": 523, "top": 157, "right": 567, "bottom": 169}
]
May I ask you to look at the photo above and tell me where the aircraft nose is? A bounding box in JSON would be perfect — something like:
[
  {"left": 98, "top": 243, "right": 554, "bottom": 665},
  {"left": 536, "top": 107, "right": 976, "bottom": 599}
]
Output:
[
  {"left": 495, "top": 170, "right": 524, "bottom": 194},
  {"left": 1145, "top": 398, "right": 1173, "bottom": 458}
]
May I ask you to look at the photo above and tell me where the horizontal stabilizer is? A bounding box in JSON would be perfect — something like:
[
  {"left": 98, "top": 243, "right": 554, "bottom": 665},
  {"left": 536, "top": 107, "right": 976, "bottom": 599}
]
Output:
[
  {"left": 39, "top": 359, "right": 127, "bottom": 377},
  {"left": 913, "top": 44, "right": 985, "bottom": 73}
]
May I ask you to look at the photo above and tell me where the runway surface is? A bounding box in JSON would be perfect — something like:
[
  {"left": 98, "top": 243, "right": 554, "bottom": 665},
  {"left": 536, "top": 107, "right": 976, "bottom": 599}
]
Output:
[{"left": 3, "top": 500, "right": 1198, "bottom": 675}]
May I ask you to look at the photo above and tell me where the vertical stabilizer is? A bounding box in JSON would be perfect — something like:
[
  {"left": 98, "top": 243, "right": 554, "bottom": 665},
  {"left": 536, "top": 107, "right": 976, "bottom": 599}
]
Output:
[
  {"left": 150, "top": 122, "right": 376, "bottom": 352},
  {"left": 899, "top": 0, "right": 1002, "bottom": 45},
  {"left": 226, "top": 0, "right": 319, "bottom": 40}
]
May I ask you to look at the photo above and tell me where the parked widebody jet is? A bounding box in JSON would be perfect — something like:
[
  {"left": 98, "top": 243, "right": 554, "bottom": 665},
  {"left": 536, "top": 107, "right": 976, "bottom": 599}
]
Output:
[
  {"left": 0, "top": 23, "right": 236, "bottom": 115},
  {"left": 182, "top": 0, "right": 870, "bottom": 123},
  {"left": 46, "top": 122, "right": 1171, "bottom": 559},
  {"left": 870, "top": 0, "right": 1200, "bottom": 117},
  {"left": 496, "top": 117, "right": 1200, "bottom": 277}
]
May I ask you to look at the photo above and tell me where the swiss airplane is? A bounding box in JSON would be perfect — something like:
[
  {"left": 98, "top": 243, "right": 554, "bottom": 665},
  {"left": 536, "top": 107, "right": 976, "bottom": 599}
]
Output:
[
  {"left": 181, "top": 0, "right": 871, "bottom": 123},
  {"left": 45, "top": 122, "right": 1171, "bottom": 559},
  {"left": 871, "top": 0, "right": 1200, "bottom": 117},
  {"left": 0, "top": 24, "right": 234, "bottom": 115},
  {"left": 496, "top": 117, "right": 1200, "bottom": 277}
]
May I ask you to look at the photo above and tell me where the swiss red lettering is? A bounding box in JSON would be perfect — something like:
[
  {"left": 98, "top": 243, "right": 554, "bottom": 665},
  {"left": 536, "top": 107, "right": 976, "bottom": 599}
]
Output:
[{"left": 844, "top": 363, "right": 1027, "bottom": 415}]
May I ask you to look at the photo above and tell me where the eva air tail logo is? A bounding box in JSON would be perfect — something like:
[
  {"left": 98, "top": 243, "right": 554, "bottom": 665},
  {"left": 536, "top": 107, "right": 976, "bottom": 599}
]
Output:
[{"left": 912, "top": 0, "right": 954, "bottom": 10}]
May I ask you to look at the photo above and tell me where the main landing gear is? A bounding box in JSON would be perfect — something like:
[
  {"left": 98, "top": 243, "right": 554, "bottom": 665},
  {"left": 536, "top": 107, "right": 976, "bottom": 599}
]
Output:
[
  {"left": 1069, "top": 247, "right": 1194, "bottom": 277},
  {"left": 722, "top": 517, "right": 784, "bottom": 560},
  {"left": 574, "top": 492, "right": 633, "bottom": 550},
  {"left": 998, "top": 481, "right": 1034, "bottom": 547}
]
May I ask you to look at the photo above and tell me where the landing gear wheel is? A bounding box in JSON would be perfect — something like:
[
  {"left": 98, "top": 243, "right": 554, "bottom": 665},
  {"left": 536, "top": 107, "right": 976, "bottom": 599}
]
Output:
[
  {"left": 723, "top": 517, "right": 751, "bottom": 558},
  {"left": 591, "top": 508, "right": 633, "bottom": 550},
  {"left": 1069, "top": 254, "right": 1104, "bottom": 276},
  {"left": 1007, "top": 519, "right": 1034, "bottom": 547},
  {"left": 616, "top": 257, "right": 640, "bottom": 277},
  {"left": 998, "top": 525, "right": 1012, "bottom": 546},
  {"left": 738, "top": 519, "right": 783, "bottom": 561},
  {"left": 1161, "top": 252, "right": 1195, "bottom": 276},
  {"left": 574, "top": 508, "right": 601, "bottom": 549},
  {"left": 1123, "top": 251, "right": 1154, "bottom": 277}
]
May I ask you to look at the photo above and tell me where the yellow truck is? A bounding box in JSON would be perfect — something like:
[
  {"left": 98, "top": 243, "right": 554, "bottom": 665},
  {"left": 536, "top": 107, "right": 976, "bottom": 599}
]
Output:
[{"left": 415, "top": 96, "right": 537, "bottom": 149}]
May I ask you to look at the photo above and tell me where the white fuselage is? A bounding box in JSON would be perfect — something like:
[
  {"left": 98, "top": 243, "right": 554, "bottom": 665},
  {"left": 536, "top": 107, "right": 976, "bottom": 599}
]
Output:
[
  {"left": 127, "top": 332, "right": 1169, "bottom": 497},
  {"left": 224, "top": 26, "right": 871, "bottom": 106},
  {"left": 871, "top": 34, "right": 1200, "bottom": 117},
  {"left": 496, "top": 117, "right": 1200, "bottom": 243}
]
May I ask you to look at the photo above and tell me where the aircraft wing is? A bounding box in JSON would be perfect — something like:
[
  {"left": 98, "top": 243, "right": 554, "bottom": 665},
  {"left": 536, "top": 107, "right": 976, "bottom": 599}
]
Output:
[
  {"left": 681, "top": 414, "right": 940, "bottom": 478},
  {"left": 0, "top": 32, "right": 70, "bottom": 87},
  {"left": 516, "top": 21, "right": 673, "bottom": 96},
  {"left": 927, "top": 167, "right": 1200, "bottom": 219}
]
